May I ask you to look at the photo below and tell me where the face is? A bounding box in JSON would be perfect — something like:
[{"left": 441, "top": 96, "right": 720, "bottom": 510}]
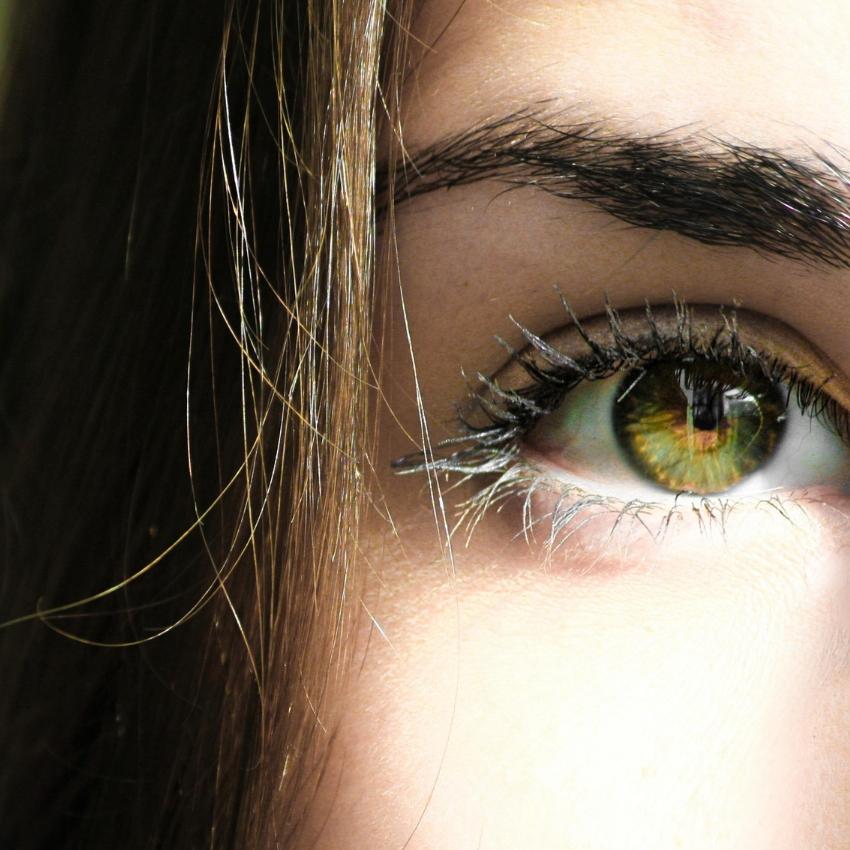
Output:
[{"left": 300, "top": 1, "right": 850, "bottom": 846}]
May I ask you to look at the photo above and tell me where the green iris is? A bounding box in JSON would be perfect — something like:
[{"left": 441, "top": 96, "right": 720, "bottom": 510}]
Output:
[{"left": 613, "top": 361, "right": 787, "bottom": 494}]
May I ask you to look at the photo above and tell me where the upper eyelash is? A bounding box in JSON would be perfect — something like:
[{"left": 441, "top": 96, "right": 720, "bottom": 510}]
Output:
[{"left": 391, "top": 295, "right": 850, "bottom": 481}]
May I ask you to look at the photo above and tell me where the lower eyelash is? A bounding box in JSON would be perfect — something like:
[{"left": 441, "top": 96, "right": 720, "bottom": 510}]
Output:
[
  {"left": 392, "top": 295, "right": 848, "bottom": 547},
  {"left": 456, "top": 459, "right": 658, "bottom": 547},
  {"left": 455, "top": 456, "right": 805, "bottom": 555}
]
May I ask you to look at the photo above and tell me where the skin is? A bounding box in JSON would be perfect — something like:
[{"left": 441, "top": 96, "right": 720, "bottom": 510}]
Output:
[{"left": 298, "top": 1, "right": 850, "bottom": 847}]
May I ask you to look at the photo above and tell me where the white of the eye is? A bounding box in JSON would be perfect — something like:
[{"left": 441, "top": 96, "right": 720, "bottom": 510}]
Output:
[
  {"left": 732, "top": 396, "right": 850, "bottom": 496},
  {"left": 529, "top": 373, "right": 850, "bottom": 501}
]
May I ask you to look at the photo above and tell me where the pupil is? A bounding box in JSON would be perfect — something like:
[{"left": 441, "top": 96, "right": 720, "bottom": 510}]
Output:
[{"left": 684, "top": 375, "right": 725, "bottom": 432}]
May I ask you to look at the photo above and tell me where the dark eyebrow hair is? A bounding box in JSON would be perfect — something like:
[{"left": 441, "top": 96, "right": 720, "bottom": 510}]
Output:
[{"left": 385, "top": 111, "right": 850, "bottom": 269}]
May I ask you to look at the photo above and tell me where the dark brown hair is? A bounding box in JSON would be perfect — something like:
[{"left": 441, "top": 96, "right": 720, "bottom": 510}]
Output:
[{"left": 0, "top": 0, "right": 407, "bottom": 845}]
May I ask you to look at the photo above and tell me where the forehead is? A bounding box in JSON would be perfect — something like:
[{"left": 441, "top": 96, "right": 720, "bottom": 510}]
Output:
[{"left": 402, "top": 0, "right": 850, "bottom": 153}]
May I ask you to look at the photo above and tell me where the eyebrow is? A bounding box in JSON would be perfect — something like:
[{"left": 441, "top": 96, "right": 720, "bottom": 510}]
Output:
[{"left": 386, "top": 111, "right": 850, "bottom": 269}]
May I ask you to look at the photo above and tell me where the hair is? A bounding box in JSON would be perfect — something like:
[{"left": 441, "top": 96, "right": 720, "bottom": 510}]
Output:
[{"left": 0, "top": 0, "right": 411, "bottom": 846}]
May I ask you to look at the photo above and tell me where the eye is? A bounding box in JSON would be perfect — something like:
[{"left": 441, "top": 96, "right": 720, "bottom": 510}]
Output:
[
  {"left": 393, "top": 299, "right": 850, "bottom": 510},
  {"left": 529, "top": 357, "right": 850, "bottom": 499}
]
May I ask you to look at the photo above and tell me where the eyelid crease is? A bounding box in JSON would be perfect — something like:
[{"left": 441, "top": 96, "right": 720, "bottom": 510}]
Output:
[{"left": 492, "top": 302, "right": 850, "bottom": 417}]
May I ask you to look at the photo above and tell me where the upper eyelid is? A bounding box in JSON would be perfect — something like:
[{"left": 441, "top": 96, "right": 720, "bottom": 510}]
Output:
[{"left": 491, "top": 302, "right": 850, "bottom": 415}]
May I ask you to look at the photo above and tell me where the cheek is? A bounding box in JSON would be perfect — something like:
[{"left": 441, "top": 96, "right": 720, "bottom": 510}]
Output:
[
  {"left": 793, "top": 497, "right": 850, "bottom": 844},
  {"left": 299, "top": 500, "right": 850, "bottom": 850}
]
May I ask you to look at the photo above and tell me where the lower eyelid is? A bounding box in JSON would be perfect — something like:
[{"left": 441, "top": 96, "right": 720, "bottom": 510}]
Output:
[
  {"left": 471, "top": 460, "right": 843, "bottom": 565},
  {"left": 469, "top": 464, "right": 750, "bottom": 565}
]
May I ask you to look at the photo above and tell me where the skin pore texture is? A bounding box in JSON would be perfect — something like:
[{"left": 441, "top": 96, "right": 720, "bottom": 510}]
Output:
[{"left": 299, "top": 1, "right": 850, "bottom": 847}]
